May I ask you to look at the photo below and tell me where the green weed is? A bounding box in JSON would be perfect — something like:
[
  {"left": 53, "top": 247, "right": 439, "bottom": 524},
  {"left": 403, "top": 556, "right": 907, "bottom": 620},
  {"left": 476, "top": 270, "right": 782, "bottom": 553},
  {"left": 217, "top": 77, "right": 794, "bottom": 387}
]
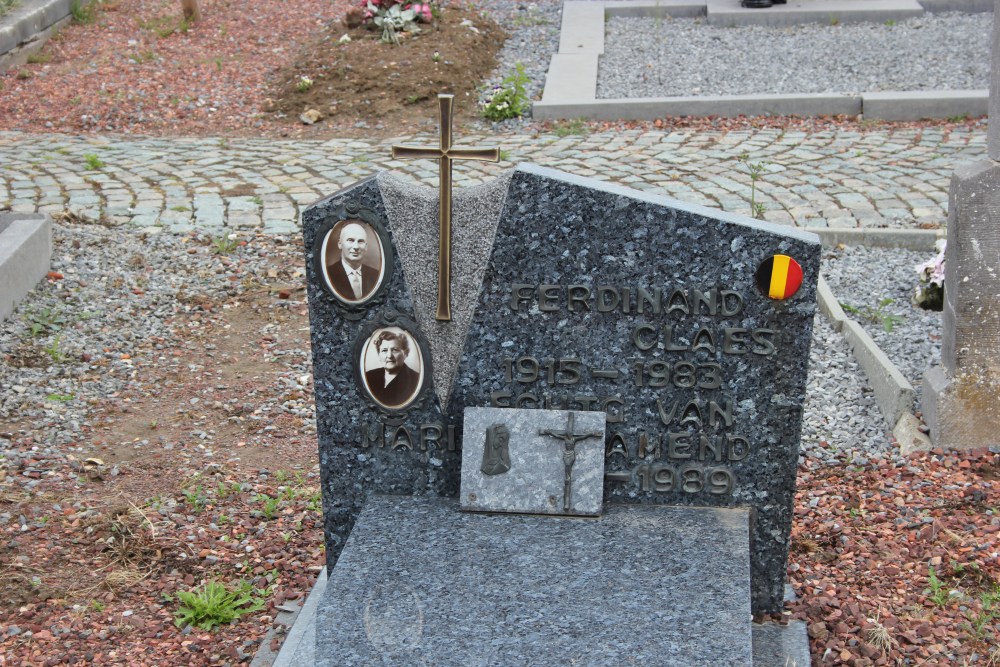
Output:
[
  {"left": 840, "top": 298, "right": 904, "bottom": 332},
  {"left": 25, "top": 306, "right": 67, "bottom": 337},
  {"left": 181, "top": 486, "right": 209, "bottom": 513},
  {"left": 26, "top": 52, "right": 51, "bottom": 64},
  {"left": 552, "top": 118, "right": 588, "bottom": 138},
  {"left": 256, "top": 494, "right": 281, "bottom": 520},
  {"left": 925, "top": 567, "right": 954, "bottom": 607},
  {"left": 738, "top": 153, "right": 768, "bottom": 220},
  {"left": 43, "top": 336, "right": 68, "bottom": 362},
  {"left": 481, "top": 63, "right": 531, "bottom": 122},
  {"left": 46, "top": 393, "right": 75, "bottom": 402},
  {"left": 70, "top": 0, "right": 97, "bottom": 24},
  {"left": 83, "top": 153, "right": 105, "bottom": 170},
  {"left": 0, "top": 0, "right": 20, "bottom": 20},
  {"left": 139, "top": 15, "right": 191, "bottom": 38},
  {"left": 211, "top": 234, "right": 239, "bottom": 255},
  {"left": 173, "top": 580, "right": 266, "bottom": 631},
  {"left": 129, "top": 50, "right": 157, "bottom": 64}
]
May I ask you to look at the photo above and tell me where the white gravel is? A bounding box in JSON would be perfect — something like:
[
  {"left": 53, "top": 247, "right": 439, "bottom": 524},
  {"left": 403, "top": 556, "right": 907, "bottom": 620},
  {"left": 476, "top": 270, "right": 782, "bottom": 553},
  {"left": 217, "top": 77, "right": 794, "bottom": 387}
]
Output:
[{"left": 598, "top": 12, "right": 991, "bottom": 98}]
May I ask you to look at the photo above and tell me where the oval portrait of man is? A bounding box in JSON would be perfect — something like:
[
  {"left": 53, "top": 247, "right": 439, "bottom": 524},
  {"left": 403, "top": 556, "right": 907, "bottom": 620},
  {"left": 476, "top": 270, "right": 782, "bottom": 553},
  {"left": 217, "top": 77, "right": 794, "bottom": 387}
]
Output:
[
  {"left": 359, "top": 327, "right": 424, "bottom": 410},
  {"left": 320, "top": 219, "right": 385, "bottom": 304}
]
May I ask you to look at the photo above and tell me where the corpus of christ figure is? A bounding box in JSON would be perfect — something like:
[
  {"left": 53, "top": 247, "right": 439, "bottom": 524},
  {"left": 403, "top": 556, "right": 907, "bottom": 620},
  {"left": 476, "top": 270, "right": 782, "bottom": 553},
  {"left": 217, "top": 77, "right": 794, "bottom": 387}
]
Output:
[
  {"left": 391, "top": 93, "right": 500, "bottom": 321},
  {"left": 539, "top": 412, "right": 604, "bottom": 512}
]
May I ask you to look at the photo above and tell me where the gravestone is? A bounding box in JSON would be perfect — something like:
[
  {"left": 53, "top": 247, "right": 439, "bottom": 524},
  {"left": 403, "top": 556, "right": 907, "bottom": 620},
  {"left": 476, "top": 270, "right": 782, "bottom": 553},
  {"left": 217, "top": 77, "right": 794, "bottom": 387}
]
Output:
[
  {"left": 924, "top": 0, "right": 1000, "bottom": 449},
  {"left": 301, "top": 97, "right": 819, "bottom": 664},
  {"left": 0, "top": 212, "right": 52, "bottom": 322}
]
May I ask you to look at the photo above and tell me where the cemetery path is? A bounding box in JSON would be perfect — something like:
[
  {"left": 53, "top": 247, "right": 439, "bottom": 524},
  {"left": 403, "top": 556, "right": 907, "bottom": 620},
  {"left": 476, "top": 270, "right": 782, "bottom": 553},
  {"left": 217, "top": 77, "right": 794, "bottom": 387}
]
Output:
[{"left": 0, "top": 124, "right": 986, "bottom": 232}]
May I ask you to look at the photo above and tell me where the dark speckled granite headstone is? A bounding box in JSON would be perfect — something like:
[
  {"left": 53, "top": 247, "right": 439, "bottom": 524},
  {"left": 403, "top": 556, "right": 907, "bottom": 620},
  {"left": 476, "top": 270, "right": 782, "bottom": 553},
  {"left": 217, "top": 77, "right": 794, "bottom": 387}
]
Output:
[
  {"left": 303, "top": 163, "right": 820, "bottom": 621},
  {"left": 301, "top": 170, "right": 509, "bottom": 566},
  {"left": 446, "top": 164, "right": 821, "bottom": 615}
]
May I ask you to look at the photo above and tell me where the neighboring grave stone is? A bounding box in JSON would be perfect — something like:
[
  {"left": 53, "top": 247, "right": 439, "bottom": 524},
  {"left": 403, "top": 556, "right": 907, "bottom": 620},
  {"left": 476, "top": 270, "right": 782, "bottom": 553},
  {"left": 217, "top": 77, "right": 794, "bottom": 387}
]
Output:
[
  {"left": 460, "top": 407, "right": 606, "bottom": 516},
  {"left": 316, "top": 495, "right": 753, "bottom": 667},
  {"left": 0, "top": 212, "right": 52, "bottom": 321},
  {"left": 924, "top": 0, "right": 1000, "bottom": 449},
  {"left": 447, "top": 165, "right": 821, "bottom": 615}
]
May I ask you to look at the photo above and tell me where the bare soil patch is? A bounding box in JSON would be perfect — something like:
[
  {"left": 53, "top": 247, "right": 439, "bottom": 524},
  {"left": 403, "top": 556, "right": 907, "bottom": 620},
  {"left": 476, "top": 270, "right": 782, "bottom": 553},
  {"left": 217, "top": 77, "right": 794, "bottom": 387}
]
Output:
[{"left": 267, "top": 6, "right": 505, "bottom": 131}]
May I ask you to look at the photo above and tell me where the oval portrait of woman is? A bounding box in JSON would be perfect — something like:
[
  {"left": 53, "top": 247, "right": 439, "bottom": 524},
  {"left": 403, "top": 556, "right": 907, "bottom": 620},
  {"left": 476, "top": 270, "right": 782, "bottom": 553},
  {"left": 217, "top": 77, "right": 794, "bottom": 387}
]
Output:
[
  {"left": 320, "top": 219, "right": 385, "bottom": 304},
  {"left": 359, "top": 327, "right": 424, "bottom": 410}
]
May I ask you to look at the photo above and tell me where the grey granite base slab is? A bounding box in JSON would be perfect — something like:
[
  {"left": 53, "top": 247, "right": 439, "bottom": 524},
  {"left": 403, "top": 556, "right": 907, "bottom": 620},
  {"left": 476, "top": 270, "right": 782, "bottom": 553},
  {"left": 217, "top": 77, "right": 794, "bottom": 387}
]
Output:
[
  {"left": 316, "top": 496, "right": 752, "bottom": 667},
  {"left": 460, "top": 407, "right": 606, "bottom": 516}
]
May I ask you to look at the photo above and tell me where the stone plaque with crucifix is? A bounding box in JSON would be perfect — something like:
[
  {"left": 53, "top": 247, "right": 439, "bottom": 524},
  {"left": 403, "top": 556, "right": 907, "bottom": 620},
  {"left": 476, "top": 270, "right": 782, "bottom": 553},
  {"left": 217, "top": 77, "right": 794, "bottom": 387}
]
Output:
[{"left": 459, "top": 407, "right": 606, "bottom": 516}]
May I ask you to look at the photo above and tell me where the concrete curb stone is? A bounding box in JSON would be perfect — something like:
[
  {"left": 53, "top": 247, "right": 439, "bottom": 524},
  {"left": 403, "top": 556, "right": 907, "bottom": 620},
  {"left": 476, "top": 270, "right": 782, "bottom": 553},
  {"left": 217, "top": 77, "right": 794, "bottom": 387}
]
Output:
[
  {"left": 840, "top": 318, "right": 916, "bottom": 428},
  {"left": 0, "top": 0, "right": 73, "bottom": 71},
  {"left": 0, "top": 212, "right": 52, "bottom": 321}
]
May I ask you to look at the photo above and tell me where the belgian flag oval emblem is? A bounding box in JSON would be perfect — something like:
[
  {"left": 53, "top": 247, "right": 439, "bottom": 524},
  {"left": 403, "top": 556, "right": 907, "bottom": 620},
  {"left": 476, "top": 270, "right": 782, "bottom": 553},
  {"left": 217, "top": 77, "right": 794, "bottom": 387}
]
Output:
[{"left": 756, "top": 254, "right": 803, "bottom": 300}]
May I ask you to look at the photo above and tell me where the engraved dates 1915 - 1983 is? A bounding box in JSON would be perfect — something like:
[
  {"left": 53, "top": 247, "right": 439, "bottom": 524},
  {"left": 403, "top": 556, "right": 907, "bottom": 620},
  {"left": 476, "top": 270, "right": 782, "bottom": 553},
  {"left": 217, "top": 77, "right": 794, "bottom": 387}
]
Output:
[{"left": 501, "top": 355, "right": 723, "bottom": 390}]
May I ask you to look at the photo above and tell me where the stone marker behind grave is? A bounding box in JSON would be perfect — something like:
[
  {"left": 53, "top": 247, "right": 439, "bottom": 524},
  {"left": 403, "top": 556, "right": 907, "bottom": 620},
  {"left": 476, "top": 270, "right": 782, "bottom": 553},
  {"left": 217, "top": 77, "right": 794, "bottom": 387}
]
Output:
[
  {"left": 447, "top": 165, "right": 821, "bottom": 615},
  {"left": 924, "top": 0, "right": 1000, "bottom": 449},
  {"left": 461, "top": 407, "right": 606, "bottom": 516}
]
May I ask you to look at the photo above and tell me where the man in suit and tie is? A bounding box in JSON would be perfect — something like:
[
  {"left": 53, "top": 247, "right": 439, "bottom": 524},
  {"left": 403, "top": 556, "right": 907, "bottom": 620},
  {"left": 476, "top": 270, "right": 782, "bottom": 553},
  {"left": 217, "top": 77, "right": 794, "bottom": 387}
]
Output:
[
  {"left": 364, "top": 330, "right": 420, "bottom": 408},
  {"left": 327, "top": 221, "right": 380, "bottom": 301}
]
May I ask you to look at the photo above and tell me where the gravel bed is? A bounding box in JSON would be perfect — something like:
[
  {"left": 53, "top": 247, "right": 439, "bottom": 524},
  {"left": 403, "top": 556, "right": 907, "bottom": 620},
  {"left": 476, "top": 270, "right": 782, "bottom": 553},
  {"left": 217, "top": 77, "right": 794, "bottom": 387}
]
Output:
[
  {"left": 469, "top": 0, "right": 563, "bottom": 132},
  {"left": 0, "top": 223, "right": 312, "bottom": 464},
  {"left": 801, "top": 314, "right": 892, "bottom": 463},
  {"left": 598, "top": 12, "right": 991, "bottom": 98},
  {"left": 821, "top": 245, "right": 943, "bottom": 412}
]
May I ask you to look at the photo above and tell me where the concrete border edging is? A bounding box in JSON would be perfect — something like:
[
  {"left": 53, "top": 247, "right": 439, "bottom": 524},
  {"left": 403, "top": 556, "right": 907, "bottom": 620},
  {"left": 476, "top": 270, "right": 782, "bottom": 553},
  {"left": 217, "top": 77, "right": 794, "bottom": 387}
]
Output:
[
  {"left": 0, "top": 0, "right": 74, "bottom": 72},
  {"left": 862, "top": 90, "right": 988, "bottom": 121},
  {"left": 841, "top": 319, "right": 916, "bottom": 428},
  {"left": 810, "top": 228, "right": 944, "bottom": 251},
  {"left": 0, "top": 212, "right": 52, "bottom": 321},
  {"left": 533, "top": 93, "right": 863, "bottom": 121}
]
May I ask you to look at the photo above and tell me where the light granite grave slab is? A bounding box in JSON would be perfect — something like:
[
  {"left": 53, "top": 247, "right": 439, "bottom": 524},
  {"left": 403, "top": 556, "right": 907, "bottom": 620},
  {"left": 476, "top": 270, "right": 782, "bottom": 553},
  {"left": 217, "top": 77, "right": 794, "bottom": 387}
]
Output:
[
  {"left": 460, "top": 407, "right": 606, "bottom": 516},
  {"left": 315, "top": 496, "right": 752, "bottom": 667}
]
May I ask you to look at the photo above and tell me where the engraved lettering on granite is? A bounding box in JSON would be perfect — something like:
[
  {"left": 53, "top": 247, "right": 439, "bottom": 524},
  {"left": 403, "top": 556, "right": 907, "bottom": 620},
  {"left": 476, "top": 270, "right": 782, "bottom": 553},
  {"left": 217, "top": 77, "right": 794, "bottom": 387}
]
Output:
[
  {"left": 480, "top": 423, "right": 512, "bottom": 476},
  {"left": 538, "top": 412, "right": 604, "bottom": 511},
  {"left": 390, "top": 94, "right": 500, "bottom": 321}
]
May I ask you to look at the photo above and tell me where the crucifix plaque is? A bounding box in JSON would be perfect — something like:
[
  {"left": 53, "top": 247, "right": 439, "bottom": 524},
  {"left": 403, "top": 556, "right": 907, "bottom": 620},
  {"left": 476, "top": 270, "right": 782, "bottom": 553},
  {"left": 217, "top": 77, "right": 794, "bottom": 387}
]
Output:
[
  {"left": 391, "top": 93, "right": 500, "bottom": 321},
  {"left": 539, "top": 412, "right": 604, "bottom": 512}
]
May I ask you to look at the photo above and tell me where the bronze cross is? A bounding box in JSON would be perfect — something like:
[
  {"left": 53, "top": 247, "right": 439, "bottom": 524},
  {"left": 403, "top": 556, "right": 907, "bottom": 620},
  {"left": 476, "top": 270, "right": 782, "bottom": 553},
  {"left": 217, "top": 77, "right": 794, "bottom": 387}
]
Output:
[
  {"left": 539, "top": 412, "right": 604, "bottom": 512},
  {"left": 391, "top": 94, "right": 500, "bottom": 321}
]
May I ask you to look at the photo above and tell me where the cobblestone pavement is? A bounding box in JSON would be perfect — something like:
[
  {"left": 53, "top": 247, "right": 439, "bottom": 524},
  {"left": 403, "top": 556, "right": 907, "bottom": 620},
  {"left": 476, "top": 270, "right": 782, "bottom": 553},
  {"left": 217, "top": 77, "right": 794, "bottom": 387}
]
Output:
[{"left": 0, "top": 127, "right": 985, "bottom": 234}]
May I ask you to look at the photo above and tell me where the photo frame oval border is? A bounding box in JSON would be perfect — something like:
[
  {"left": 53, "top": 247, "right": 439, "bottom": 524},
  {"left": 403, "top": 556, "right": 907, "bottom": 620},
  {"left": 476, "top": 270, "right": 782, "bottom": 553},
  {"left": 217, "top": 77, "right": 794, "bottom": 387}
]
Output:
[
  {"left": 352, "top": 310, "right": 435, "bottom": 422},
  {"left": 312, "top": 203, "right": 394, "bottom": 320}
]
